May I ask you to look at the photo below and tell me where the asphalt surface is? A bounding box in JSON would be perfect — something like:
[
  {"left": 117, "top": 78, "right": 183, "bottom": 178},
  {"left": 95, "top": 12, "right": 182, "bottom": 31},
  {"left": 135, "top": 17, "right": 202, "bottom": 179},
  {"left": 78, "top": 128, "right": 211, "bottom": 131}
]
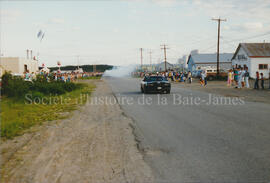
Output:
[{"left": 106, "top": 77, "right": 270, "bottom": 182}]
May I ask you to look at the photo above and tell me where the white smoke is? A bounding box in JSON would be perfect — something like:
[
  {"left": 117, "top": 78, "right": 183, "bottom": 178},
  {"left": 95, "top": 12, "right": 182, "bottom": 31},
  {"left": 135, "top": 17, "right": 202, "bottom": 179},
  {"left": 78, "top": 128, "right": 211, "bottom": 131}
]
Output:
[{"left": 103, "top": 65, "right": 137, "bottom": 77}]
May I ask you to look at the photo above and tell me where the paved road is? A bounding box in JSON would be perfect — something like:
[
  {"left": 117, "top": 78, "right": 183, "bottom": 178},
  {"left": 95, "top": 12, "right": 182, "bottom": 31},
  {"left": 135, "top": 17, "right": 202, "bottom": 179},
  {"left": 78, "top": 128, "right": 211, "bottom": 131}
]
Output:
[{"left": 106, "top": 77, "right": 270, "bottom": 182}]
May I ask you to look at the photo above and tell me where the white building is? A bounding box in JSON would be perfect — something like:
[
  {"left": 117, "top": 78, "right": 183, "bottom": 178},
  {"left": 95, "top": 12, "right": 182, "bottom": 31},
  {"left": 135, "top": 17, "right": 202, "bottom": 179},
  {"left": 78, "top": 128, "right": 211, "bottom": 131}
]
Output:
[
  {"left": 0, "top": 57, "right": 39, "bottom": 76},
  {"left": 231, "top": 43, "right": 270, "bottom": 78}
]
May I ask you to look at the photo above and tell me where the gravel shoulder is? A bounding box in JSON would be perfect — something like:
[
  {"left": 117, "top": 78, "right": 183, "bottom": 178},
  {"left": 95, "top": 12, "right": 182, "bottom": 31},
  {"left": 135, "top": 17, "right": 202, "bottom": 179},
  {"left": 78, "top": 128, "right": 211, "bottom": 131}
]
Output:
[{"left": 1, "top": 79, "right": 153, "bottom": 183}]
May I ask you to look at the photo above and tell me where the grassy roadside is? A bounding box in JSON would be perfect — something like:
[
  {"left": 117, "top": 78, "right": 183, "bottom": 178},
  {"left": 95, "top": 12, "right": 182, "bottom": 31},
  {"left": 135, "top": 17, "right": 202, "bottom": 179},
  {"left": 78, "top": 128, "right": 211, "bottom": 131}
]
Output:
[{"left": 1, "top": 83, "right": 95, "bottom": 139}]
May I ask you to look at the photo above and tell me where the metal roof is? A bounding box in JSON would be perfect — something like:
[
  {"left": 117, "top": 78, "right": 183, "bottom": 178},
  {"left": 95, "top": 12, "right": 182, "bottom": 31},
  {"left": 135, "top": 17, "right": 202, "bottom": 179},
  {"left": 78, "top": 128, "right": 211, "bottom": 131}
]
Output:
[
  {"left": 190, "top": 53, "right": 233, "bottom": 64},
  {"left": 232, "top": 43, "right": 270, "bottom": 59},
  {"left": 157, "top": 61, "right": 174, "bottom": 66}
]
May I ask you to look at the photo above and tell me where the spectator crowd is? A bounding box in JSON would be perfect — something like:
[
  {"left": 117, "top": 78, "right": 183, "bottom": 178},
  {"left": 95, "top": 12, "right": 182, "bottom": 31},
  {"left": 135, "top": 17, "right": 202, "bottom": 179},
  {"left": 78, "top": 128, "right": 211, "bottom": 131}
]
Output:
[
  {"left": 134, "top": 67, "right": 270, "bottom": 90},
  {"left": 23, "top": 70, "right": 102, "bottom": 82}
]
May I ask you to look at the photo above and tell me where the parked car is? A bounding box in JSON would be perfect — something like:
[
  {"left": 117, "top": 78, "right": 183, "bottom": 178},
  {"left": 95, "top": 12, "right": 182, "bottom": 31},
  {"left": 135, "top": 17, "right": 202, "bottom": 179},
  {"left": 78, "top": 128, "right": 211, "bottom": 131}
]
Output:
[
  {"left": 205, "top": 69, "right": 227, "bottom": 80},
  {"left": 141, "top": 76, "right": 171, "bottom": 94}
]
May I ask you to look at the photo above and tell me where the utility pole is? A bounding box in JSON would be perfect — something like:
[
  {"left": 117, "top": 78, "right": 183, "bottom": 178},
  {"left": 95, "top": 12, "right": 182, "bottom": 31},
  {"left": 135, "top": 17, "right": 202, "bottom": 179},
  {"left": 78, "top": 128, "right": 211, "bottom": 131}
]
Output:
[
  {"left": 161, "top": 44, "right": 169, "bottom": 71},
  {"left": 212, "top": 17, "right": 226, "bottom": 76},
  {"left": 149, "top": 50, "right": 152, "bottom": 72},
  {"left": 140, "top": 48, "right": 143, "bottom": 71}
]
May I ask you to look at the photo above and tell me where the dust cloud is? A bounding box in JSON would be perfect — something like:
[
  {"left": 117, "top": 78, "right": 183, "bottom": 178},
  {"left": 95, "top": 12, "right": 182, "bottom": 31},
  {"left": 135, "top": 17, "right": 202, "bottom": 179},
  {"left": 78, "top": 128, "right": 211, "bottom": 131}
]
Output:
[{"left": 103, "top": 65, "right": 137, "bottom": 77}]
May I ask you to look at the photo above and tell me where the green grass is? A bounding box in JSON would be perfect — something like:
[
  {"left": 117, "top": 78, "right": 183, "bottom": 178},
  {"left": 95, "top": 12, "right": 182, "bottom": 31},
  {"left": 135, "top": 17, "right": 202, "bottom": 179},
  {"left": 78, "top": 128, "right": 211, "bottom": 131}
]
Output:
[{"left": 0, "top": 83, "right": 95, "bottom": 139}]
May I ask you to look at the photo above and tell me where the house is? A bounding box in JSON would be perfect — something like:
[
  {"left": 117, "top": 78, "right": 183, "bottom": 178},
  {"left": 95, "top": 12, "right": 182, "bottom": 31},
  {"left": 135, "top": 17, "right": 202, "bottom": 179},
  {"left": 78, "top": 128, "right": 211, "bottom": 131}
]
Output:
[
  {"left": 231, "top": 43, "right": 270, "bottom": 78},
  {"left": 155, "top": 61, "right": 174, "bottom": 71},
  {"left": 187, "top": 50, "right": 233, "bottom": 72},
  {"left": 0, "top": 57, "right": 39, "bottom": 76}
]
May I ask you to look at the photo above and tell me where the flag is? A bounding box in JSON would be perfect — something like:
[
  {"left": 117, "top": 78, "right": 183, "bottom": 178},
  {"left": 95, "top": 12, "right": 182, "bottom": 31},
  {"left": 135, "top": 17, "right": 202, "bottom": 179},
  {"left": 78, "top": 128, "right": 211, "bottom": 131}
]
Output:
[
  {"left": 41, "top": 32, "right": 45, "bottom": 41},
  {"left": 37, "top": 30, "right": 43, "bottom": 38},
  {"left": 37, "top": 30, "right": 45, "bottom": 42}
]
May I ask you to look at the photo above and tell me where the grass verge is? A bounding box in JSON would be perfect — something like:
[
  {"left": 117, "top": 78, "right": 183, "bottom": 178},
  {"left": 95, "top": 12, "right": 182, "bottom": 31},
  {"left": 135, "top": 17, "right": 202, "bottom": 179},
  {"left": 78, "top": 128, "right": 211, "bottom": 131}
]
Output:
[{"left": 0, "top": 83, "right": 95, "bottom": 139}]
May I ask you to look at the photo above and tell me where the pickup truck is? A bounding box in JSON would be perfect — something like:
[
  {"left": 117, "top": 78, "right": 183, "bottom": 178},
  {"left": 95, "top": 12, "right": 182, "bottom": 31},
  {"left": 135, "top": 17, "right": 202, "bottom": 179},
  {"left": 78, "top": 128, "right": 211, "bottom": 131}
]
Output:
[{"left": 205, "top": 69, "right": 227, "bottom": 80}]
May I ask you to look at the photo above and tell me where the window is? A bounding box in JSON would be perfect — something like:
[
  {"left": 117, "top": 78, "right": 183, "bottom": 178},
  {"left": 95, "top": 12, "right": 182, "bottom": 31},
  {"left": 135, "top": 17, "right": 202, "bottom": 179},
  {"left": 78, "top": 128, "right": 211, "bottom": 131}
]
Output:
[
  {"left": 258, "top": 64, "right": 268, "bottom": 70},
  {"left": 237, "top": 55, "right": 247, "bottom": 60},
  {"left": 145, "top": 76, "right": 167, "bottom": 81}
]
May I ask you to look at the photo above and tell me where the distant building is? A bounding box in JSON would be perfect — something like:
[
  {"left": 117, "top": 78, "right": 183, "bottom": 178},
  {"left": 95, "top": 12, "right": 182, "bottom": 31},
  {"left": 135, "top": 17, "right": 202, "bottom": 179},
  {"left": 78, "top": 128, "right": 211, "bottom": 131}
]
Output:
[
  {"left": 187, "top": 51, "right": 233, "bottom": 72},
  {"left": 0, "top": 57, "right": 39, "bottom": 76},
  {"left": 231, "top": 43, "right": 270, "bottom": 78},
  {"left": 141, "top": 64, "right": 154, "bottom": 72},
  {"left": 155, "top": 61, "right": 174, "bottom": 71},
  {"left": 178, "top": 55, "right": 188, "bottom": 69}
]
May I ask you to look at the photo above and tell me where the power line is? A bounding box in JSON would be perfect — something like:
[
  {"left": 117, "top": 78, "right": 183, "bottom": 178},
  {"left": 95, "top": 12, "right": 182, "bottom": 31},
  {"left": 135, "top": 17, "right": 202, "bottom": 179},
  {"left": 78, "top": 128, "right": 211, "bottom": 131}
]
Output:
[{"left": 221, "top": 31, "right": 270, "bottom": 45}]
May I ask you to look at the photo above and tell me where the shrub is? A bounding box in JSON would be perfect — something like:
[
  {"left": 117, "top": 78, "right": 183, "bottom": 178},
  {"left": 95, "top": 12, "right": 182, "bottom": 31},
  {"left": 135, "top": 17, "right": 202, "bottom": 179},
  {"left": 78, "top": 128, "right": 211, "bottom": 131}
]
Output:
[
  {"left": 2, "top": 77, "right": 30, "bottom": 98},
  {"left": 1, "top": 72, "right": 83, "bottom": 99},
  {"left": 1, "top": 72, "right": 13, "bottom": 95},
  {"left": 47, "top": 82, "right": 66, "bottom": 95},
  {"left": 32, "top": 81, "right": 50, "bottom": 94},
  {"left": 63, "top": 82, "right": 78, "bottom": 92}
]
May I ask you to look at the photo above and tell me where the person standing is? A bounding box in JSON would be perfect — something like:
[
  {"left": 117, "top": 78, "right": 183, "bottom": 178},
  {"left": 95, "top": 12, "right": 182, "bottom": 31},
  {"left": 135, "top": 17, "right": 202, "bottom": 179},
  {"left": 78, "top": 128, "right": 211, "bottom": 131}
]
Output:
[
  {"left": 180, "top": 72, "right": 184, "bottom": 82},
  {"left": 254, "top": 71, "right": 259, "bottom": 89},
  {"left": 241, "top": 68, "right": 245, "bottom": 88},
  {"left": 260, "top": 73, "right": 264, "bottom": 89},
  {"left": 200, "top": 72, "right": 204, "bottom": 86},
  {"left": 238, "top": 68, "right": 243, "bottom": 88},
  {"left": 227, "top": 69, "right": 232, "bottom": 86},
  {"left": 234, "top": 68, "right": 239, "bottom": 87},
  {"left": 269, "top": 72, "right": 270, "bottom": 89},
  {"left": 24, "top": 70, "right": 30, "bottom": 81},
  {"left": 244, "top": 67, "right": 250, "bottom": 88},
  {"left": 202, "top": 70, "right": 207, "bottom": 86},
  {"left": 188, "top": 71, "right": 192, "bottom": 84}
]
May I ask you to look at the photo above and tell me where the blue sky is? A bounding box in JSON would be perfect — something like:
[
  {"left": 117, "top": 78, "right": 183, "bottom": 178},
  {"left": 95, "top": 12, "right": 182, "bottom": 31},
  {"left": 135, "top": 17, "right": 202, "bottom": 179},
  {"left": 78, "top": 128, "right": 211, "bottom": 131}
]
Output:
[{"left": 1, "top": 0, "right": 270, "bottom": 67}]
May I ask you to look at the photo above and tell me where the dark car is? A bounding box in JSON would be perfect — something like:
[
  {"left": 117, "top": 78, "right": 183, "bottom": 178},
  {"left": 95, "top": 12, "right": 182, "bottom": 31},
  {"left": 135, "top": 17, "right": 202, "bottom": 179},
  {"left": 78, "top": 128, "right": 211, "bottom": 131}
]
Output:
[{"left": 141, "top": 76, "right": 171, "bottom": 94}]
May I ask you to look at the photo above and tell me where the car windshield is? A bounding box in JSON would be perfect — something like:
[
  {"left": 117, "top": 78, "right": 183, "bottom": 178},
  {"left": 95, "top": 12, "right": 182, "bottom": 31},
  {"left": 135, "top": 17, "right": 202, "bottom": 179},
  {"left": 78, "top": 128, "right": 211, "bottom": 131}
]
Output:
[{"left": 145, "top": 76, "right": 167, "bottom": 82}]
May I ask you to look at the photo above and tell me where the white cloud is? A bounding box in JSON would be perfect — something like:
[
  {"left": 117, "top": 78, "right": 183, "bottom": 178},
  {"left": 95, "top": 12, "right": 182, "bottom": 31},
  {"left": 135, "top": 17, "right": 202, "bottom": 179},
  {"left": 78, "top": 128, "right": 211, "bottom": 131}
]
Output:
[
  {"left": 48, "top": 18, "right": 65, "bottom": 25},
  {"left": 152, "top": 0, "right": 177, "bottom": 7},
  {"left": 113, "top": 28, "right": 119, "bottom": 33},
  {"left": 0, "top": 9, "right": 23, "bottom": 24},
  {"left": 190, "top": 0, "right": 270, "bottom": 20},
  {"left": 226, "top": 22, "right": 264, "bottom": 32},
  {"left": 243, "top": 22, "right": 264, "bottom": 31},
  {"left": 72, "top": 26, "right": 80, "bottom": 31}
]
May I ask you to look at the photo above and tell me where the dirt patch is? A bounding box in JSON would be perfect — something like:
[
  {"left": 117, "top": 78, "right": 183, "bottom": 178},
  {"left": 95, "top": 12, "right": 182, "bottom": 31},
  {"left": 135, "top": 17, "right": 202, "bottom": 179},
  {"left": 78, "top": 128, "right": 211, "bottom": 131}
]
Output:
[
  {"left": 173, "top": 79, "right": 270, "bottom": 104},
  {"left": 1, "top": 80, "right": 154, "bottom": 183}
]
